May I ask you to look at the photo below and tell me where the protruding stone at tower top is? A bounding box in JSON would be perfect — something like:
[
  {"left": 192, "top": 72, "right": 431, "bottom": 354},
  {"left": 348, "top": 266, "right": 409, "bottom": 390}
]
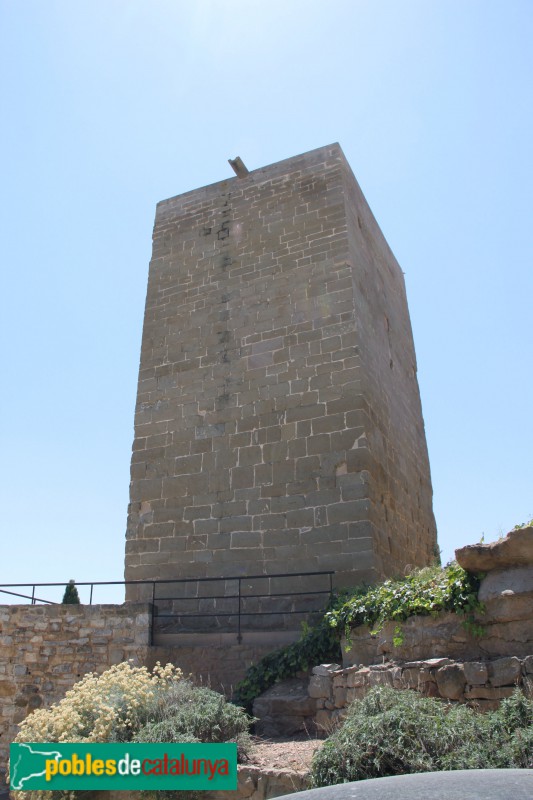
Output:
[{"left": 125, "top": 143, "right": 437, "bottom": 594}]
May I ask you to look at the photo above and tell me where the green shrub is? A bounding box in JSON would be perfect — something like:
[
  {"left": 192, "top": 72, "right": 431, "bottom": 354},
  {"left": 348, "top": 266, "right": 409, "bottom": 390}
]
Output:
[
  {"left": 134, "top": 681, "right": 252, "bottom": 759},
  {"left": 62, "top": 579, "right": 80, "bottom": 604},
  {"left": 327, "top": 562, "right": 484, "bottom": 641},
  {"left": 310, "top": 686, "right": 533, "bottom": 787}
]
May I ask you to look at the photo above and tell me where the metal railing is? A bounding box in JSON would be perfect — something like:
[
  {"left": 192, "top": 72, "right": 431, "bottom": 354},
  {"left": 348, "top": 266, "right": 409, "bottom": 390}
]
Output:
[{"left": 0, "top": 571, "right": 334, "bottom": 644}]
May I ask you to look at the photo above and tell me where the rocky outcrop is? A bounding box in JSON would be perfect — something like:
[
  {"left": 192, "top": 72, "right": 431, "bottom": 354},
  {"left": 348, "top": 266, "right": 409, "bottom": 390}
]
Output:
[
  {"left": 455, "top": 526, "right": 533, "bottom": 572},
  {"left": 341, "top": 527, "right": 533, "bottom": 667}
]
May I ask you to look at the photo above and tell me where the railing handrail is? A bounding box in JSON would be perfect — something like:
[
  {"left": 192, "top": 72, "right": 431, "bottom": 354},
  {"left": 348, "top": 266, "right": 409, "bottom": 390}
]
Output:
[
  {"left": 0, "top": 570, "right": 333, "bottom": 589},
  {"left": 0, "top": 571, "right": 335, "bottom": 644}
]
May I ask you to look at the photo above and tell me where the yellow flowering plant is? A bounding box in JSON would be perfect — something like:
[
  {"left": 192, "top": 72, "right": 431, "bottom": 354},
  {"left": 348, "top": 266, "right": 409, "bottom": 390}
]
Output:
[
  {"left": 13, "top": 661, "right": 183, "bottom": 746},
  {"left": 9, "top": 661, "right": 251, "bottom": 800}
]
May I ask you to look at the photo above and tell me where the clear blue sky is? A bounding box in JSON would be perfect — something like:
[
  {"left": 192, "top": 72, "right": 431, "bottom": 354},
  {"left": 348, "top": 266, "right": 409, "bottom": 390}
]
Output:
[{"left": 1, "top": 1, "right": 531, "bottom": 603}]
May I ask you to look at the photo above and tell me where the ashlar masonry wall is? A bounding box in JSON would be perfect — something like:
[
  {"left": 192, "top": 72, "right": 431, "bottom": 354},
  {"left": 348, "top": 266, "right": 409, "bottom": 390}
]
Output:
[{"left": 126, "top": 143, "right": 437, "bottom": 594}]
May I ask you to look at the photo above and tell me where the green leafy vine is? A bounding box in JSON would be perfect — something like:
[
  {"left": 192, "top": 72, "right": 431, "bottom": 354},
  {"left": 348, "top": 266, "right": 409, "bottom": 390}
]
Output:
[
  {"left": 233, "top": 617, "right": 341, "bottom": 713},
  {"left": 327, "top": 562, "right": 484, "bottom": 641},
  {"left": 233, "top": 562, "right": 485, "bottom": 711}
]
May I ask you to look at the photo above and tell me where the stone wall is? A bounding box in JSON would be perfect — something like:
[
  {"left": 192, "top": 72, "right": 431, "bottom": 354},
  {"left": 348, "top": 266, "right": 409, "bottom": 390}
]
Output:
[
  {"left": 342, "top": 527, "right": 533, "bottom": 667},
  {"left": 145, "top": 637, "right": 297, "bottom": 695},
  {"left": 0, "top": 603, "right": 150, "bottom": 767},
  {"left": 253, "top": 528, "right": 533, "bottom": 735},
  {"left": 91, "top": 763, "right": 310, "bottom": 800},
  {"left": 126, "top": 142, "right": 436, "bottom": 597},
  {"left": 0, "top": 604, "right": 297, "bottom": 772},
  {"left": 308, "top": 656, "right": 533, "bottom": 727}
]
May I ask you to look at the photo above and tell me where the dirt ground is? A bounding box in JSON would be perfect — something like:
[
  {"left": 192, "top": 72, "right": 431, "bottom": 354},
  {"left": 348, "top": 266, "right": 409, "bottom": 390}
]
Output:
[{"left": 247, "top": 735, "right": 323, "bottom": 774}]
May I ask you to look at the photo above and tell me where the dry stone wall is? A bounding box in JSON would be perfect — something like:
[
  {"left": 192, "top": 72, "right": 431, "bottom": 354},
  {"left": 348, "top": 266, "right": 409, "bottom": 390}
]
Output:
[
  {"left": 308, "top": 656, "right": 533, "bottom": 727},
  {"left": 126, "top": 142, "right": 436, "bottom": 597},
  {"left": 342, "top": 526, "right": 533, "bottom": 666},
  {"left": 253, "top": 528, "right": 533, "bottom": 735},
  {"left": 0, "top": 604, "right": 150, "bottom": 767}
]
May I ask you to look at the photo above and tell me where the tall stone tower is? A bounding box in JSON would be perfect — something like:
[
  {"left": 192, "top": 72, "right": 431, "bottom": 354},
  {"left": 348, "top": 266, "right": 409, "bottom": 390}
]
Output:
[{"left": 125, "top": 143, "right": 437, "bottom": 594}]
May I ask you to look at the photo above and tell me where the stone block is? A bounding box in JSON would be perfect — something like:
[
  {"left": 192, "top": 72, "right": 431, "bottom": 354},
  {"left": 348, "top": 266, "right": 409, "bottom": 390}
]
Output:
[
  {"left": 488, "top": 656, "right": 522, "bottom": 686},
  {"left": 345, "top": 667, "right": 369, "bottom": 688},
  {"left": 456, "top": 526, "right": 533, "bottom": 572},
  {"left": 435, "top": 664, "right": 466, "bottom": 700},
  {"left": 402, "top": 668, "right": 420, "bottom": 690},
  {"left": 463, "top": 661, "right": 488, "bottom": 685},
  {"left": 368, "top": 669, "right": 393, "bottom": 687},
  {"left": 333, "top": 687, "right": 347, "bottom": 707},
  {"left": 308, "top": 674, "right": 331, "bottom": 699}
]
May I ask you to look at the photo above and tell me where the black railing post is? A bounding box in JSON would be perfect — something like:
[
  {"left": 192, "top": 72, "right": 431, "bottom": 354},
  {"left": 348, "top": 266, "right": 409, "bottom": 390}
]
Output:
[
  {"left": 150, "top": 581, "right": 156, "bottom": 646},
  {"left": 31, "top": 585, "right": 35, "bottom": 605},
  {"left": 89, "top": 584, "right": 94, "bottom": 605},
  {"left": 237, "top": 577, "right": 242, "bottom": 644}
]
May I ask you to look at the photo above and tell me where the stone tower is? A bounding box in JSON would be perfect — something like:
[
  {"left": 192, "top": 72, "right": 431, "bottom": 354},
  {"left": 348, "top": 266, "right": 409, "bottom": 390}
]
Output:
[{"left": 125, "top": 143, "right": 437, "bottom": 594}]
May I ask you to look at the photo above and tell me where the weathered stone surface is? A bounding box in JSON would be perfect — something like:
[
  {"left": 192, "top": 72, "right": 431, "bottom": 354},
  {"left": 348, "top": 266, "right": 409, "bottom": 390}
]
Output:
[
  {"left": 308, "top": 674, "right": 331, "bottom": 699},
  {"left": 479, "top": 568, "right": 533, "bottom": 602},
  {"left": 367, "top": 669, "right": 393, "bottom": 687},
  {"left": 346, "top": 667, "right": 369, "bottom": 688},
  {"left": 463, "top": 661, "right": 488, "bottom": 685},
  {"left": 312, "top": 664, "right": 341, "bottom": 676},
  {"left": 126, "top": 143, "right": 437, "bottom": 599},
  {"left": 456, "top": 526, "right": 533, "bottom": 572},
  {"left": 402, "top": 667, "right": 421, "bottom": 690},
  {"left": 488, "top": 656, "right": 522, "bottom": 687},
  {"left": 435, "top": 664, "right": 466, "bottom": 700},
  {"left": 333, "top": 687, "right": 347, "bottom": 707},
  {"left": 253, "top": 678, "right": 316, "bottom": 737}
]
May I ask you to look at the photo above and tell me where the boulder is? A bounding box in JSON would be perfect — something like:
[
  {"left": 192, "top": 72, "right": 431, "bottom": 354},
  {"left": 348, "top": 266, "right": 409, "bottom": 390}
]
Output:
[{"left": 455, "top": 527, "right": 533, "bottom": 572}]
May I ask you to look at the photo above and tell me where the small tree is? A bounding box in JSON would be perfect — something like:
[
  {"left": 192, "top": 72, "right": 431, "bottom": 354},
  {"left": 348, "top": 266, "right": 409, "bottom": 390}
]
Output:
[{"left": 62, "top": 579, "right": 80, "bottom": 604}]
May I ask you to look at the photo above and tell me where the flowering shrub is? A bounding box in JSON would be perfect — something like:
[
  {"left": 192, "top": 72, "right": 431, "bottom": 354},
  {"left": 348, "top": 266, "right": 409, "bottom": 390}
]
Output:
[
  {"left": 10, "top": 661, "right": 251, "bottom": 800},
  {"left": 13, "top": 661, "right": 182, "bottom": 745}
]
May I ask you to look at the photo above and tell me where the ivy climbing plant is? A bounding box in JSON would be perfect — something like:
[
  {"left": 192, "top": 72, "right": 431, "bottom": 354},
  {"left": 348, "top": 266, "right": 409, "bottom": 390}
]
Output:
[
  {"left": 327, "top": 563, "right": 484, "bottom": 640},
  {"left": 233, "top": 562, "right": 484, "bottom": 712}
]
